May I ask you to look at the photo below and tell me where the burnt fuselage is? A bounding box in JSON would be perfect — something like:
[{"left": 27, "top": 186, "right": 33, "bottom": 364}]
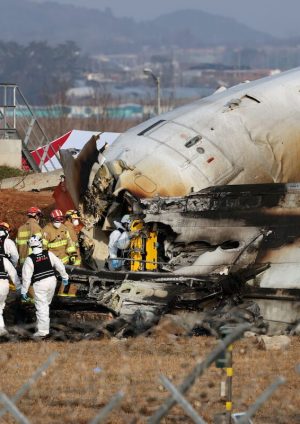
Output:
[
  {"left": 140, "top": 183, "right": 300, "bottom": 289},
  {"left": 62, "top": 67, "right": 300, "bottom": 230},
  {"left": 59, "top": 67, "right": 300, "bottom": 293}
]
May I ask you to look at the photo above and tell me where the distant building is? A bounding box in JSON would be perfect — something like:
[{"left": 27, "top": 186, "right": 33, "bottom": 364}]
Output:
[{"left": 66, "top": 86, "right": 95, "bottom": 99}]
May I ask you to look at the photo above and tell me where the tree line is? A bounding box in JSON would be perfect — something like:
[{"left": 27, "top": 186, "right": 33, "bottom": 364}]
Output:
[{"left": 0, "top": 41, "right": 88, "bottom": 104}]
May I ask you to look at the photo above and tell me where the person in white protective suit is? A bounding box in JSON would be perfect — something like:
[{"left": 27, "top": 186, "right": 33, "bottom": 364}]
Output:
[
  {"left": 21, "top": 234, "right": 69, "bottom": 338},
  {"left": 0, "top": 222, "right": 19, "bottom": 267},
  {"left": 107, "top": 215, "right": 137, "bottom": 271},
  {"left": 0, "top": 253, "right": 21, "bottom": 336}
]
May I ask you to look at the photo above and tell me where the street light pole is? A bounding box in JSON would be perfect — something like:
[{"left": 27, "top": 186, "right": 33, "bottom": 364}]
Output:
[
  {"left": 156, "top": 75, "right": 161, "bottom": 115},
  {"left": 143, "top": 68, "right": 161, "bottom": 115}
]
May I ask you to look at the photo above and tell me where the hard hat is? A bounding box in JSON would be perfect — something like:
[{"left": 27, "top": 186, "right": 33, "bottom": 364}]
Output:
[
  {"left": 120, "top": 214, "right": 131, "bottom": 225},
  {"left": 65, "top": 209, "right": 80, "bottom": 220},
  {"left": 28, "top": 234, "right": 42, "bottom": 248},
  {"left": 27, "top": 206, "right": 42, "bottom": 217},
  {"left": 50, "top": 209, "right": 64, "bottom": 222},
  {"left": 0, "top": 222, "right": 10, "bottom": 232}
]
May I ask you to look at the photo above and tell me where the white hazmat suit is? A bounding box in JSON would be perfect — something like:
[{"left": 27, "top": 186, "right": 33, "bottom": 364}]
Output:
[
  {"left": 22, "top": 248, "right": 68, "bottom": 336},
  {"left": 108, "top": 221, "right": 131, "bottom": 271},
  {"left": 4, "top": 238, "right": 19, "bottom": 267},
  {"left": 0, "top": 229, "right": 19, "bottom": 267},
  {"left": 0, "top": 256, "right": 21, "bottom": 336}
]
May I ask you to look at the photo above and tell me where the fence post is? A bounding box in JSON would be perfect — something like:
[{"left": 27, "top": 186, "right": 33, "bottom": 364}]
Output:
[
  {"left": 215, "top": 325, "right": 236, "bottom": 423},
  {"left": 148, "top": 323, "right": 250, "bottom": 424}
]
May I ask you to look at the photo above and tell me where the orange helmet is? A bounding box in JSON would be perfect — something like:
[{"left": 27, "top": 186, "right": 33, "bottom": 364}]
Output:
[
  {"left": 50, "top": 209, "right": 64, "bottom": 222},
  {"left": 0, "top": 222, "right": 10, "bottom": 232},
  {"left": 27, "top": 206, "right": 42, "bottom": 217}
]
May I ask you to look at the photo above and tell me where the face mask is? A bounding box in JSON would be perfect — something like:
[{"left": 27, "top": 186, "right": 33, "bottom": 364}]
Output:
[
  {"left": 32, "top": 247, "right": 43, "bottom": 254},
  {"left": 53, "top": 222, "right": 62, "bottom": 229},
  {"left": 72, "top": 219, "right": 79, "bottom": 226}
]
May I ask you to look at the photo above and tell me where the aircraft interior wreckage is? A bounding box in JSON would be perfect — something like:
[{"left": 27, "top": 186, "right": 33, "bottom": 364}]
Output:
[{"left": 16, "top": 67, "right": 300, "bottom": 338}]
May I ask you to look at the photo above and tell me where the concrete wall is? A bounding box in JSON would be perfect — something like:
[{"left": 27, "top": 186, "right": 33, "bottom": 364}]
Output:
[
  {"left": 0, "top": 139, "right": 22, "bottom": 168},
  {"left": 0, "top": 168, "right": 62, "bottom": 191}
]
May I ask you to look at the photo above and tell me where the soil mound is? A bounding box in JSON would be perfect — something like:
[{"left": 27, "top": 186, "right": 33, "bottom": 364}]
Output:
[{"left": 0, "top": 189, "right": 55, "bottom": 237}]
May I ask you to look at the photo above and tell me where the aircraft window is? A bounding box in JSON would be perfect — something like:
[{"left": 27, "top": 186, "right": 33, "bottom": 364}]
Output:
[
  {"left": 196, "top": 147, "right": 205, "bottom": 154},
  {"left": 185, "top": 135, "right": 202, "bottom": 148},
  {"left": 137, "top": 120, "right": 166, "bottom": 136}
]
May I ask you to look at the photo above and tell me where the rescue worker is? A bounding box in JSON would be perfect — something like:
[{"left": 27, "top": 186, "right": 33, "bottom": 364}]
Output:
[
  {"left": 107, "top": 215, "right": 137, "bottom": 271},
  {"left": 64, "top": 210, "right": 82, "bottom": 266},
  {"left": 62, "top": 209, "right": 82, "bottom": 296},
  {"left": 21, "top": 235, "right": 69, "bottom": 338},
  {"left": 42, "top": 209, "right": 76, "bottom": 296},
  {"left": 16, "top": 206, "right": 42, "bottom": 265},
  {"left": 42, "top": 209, "right": 76, "bottom": 265},
  {"left": 0, "top": 222, "right": 19, "bottom": 267},
  {"left": 0, "top": 251, "right": 21, "bottom": 336}
]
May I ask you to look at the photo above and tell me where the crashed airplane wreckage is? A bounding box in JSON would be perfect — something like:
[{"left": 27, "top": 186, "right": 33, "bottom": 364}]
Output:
[
  {"left": 59, "top": 183, "right": 299, "bottom": 336},
  {"left": 56, "top": 67, "right": 300, "bottom": 336}
]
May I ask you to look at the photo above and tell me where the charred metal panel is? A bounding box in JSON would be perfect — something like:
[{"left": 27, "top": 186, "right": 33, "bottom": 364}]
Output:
[
  {"left": 140, "top": 183, "right": 300, "bottom": 289},
  {"left": 60, "top": 134, "right": 100, "bottom": 208}
]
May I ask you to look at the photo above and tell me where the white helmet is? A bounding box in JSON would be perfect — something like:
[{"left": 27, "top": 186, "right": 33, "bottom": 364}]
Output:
[
  {"left": 120, "top": 214, "right": 131, "bottom": 226},
  {"left": 28, "top": 234, "right": 42, "bottom": 248}
]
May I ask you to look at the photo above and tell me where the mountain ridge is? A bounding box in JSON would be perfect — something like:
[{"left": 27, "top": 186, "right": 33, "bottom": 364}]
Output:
[{"left": 0, "top": 0, "right": 275, "bottom": 53}]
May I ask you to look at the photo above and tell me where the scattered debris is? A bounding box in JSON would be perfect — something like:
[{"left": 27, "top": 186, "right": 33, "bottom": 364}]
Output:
[{"left": 257, "top": 335, "right": 291, "bottom": 351}]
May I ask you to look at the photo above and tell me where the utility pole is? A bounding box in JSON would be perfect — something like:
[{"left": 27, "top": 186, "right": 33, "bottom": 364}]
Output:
[{"left": 143, "top": 68, "right": 161, "bottom": 115}]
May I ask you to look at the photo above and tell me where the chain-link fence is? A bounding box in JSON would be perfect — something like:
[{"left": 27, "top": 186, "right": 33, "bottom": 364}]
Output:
[{"left": 1, "top": 320, "right": 299, "bottom": 424}]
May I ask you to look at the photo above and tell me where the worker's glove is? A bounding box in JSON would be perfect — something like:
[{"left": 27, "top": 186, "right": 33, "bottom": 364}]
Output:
[
  {"left": 21, "top": 293, "right": 30, "bottom": 303},
  {"left": 62, "top": 278, "right": 69, "bottom": 287}
]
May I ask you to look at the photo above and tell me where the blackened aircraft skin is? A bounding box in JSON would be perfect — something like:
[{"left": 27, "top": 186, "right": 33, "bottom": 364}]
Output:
[
  {"left": 60, "top": 67, "right": 300, "bottom": 294},
  {"left": 139, "top": 183, "right": 300, "bottom": 288}
]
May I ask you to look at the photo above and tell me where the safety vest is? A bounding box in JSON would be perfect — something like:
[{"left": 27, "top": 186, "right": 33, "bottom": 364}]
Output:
[
  {"left": 29, "top": 250, "right": 55, "bottom": 283},
  {"left": 16, "top": 218, "right": 42, "bottom": 264},
  {"left": 64, "top": 221, "right": 82, "bottom": 266},
  {"left": 42, "top": 223, "right": 76, "bottom": 264},
  {"left": 0, "top": 256, "right": 8, "bottom": 279}
]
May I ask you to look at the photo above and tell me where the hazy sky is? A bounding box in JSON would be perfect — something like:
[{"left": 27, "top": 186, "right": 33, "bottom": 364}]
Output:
[{"left": 34, "top": 0, "right": 300, "bottom": 38}]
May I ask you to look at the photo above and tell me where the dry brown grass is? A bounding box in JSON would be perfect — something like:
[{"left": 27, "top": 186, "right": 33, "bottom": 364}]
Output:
[{"left": 0, "top": 336, "right": 299, "bottom": 423}]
